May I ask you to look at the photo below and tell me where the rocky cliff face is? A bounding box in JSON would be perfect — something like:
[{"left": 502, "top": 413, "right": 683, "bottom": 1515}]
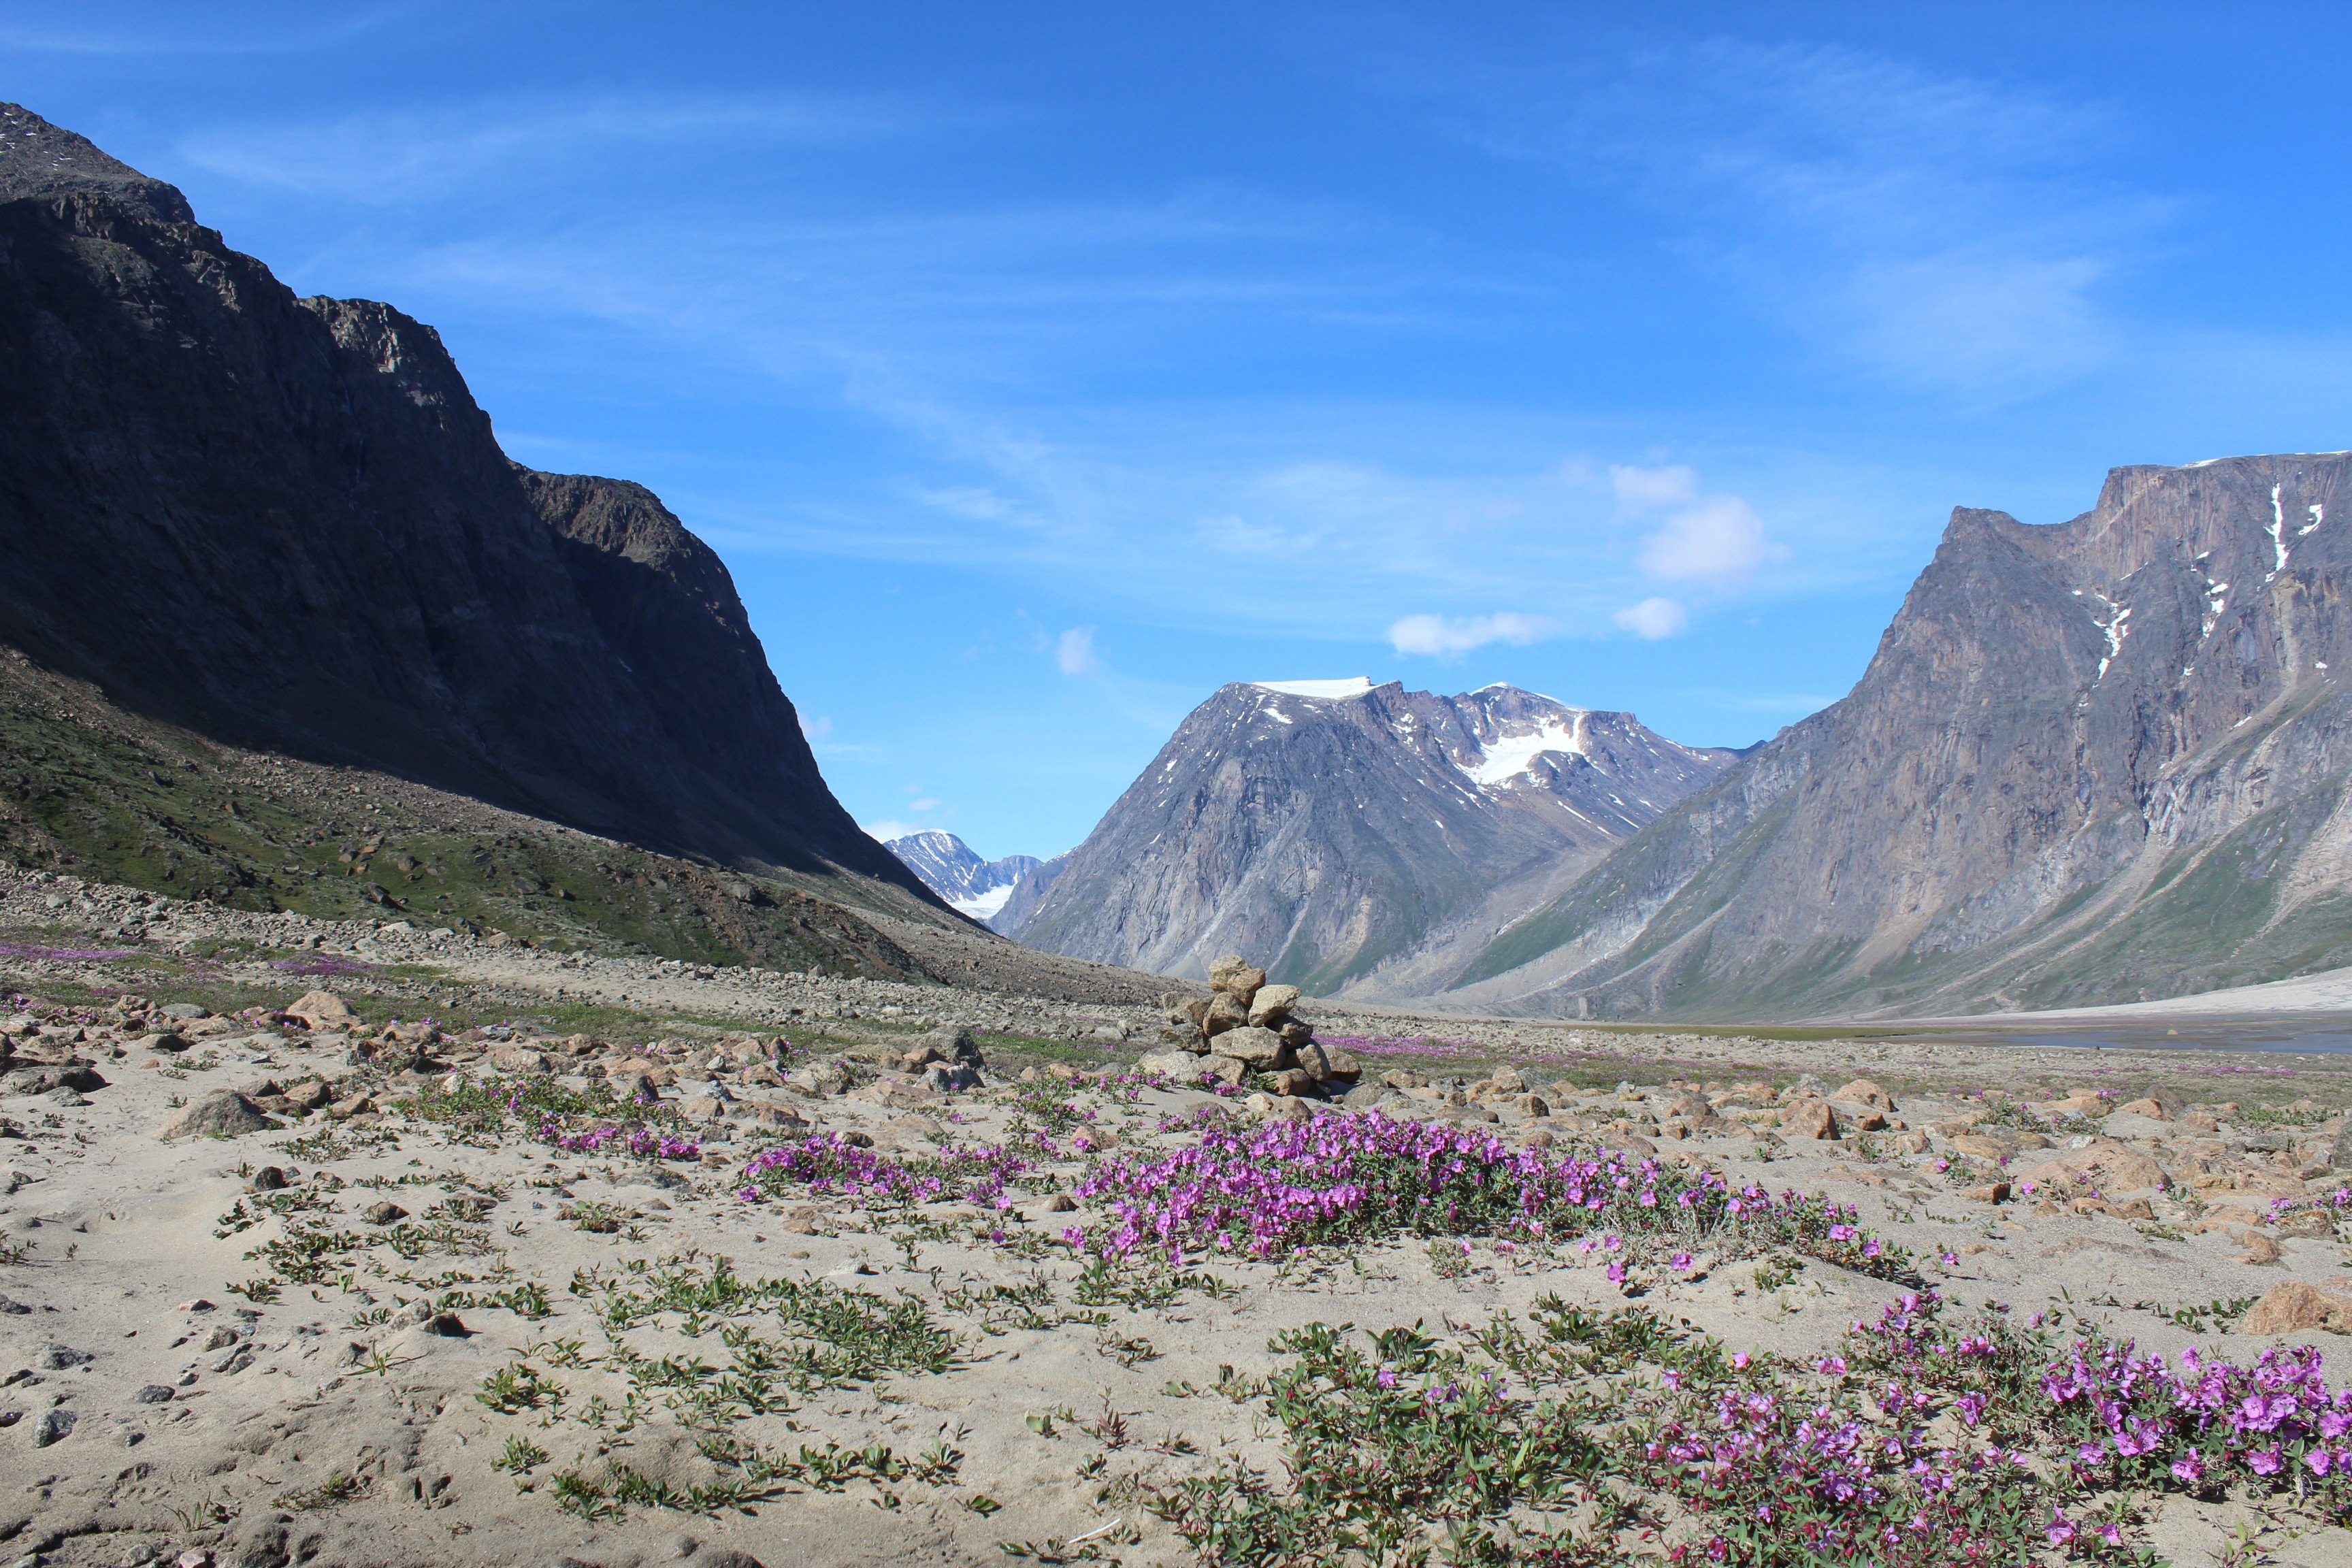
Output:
[
  {"left": 1004, "top": 679, "right": 1737, "bottom": 991},
  {"left": 0, "top": 105, "right": 927, "bottom": 900},
  {"left": 1456, "top": 453, "right": 2352, "bottom": 1019}
]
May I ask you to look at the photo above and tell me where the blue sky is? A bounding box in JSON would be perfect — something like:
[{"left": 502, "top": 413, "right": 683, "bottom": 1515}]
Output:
[{"left": 12, "top": 3, "right": 2352, "bottom": 860}]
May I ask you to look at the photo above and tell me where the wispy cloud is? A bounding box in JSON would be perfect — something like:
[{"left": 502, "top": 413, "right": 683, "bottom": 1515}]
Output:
[
  {"left": 1387, "top": 610, "right": 1557, "bottom": 657},
  {"left": 1054, "top": 626, "right": 1100, "bottom": 676},
  {"left": 1614, "top": 598, "right": 1688, "bottom": 639},
  {"left": 1362, "top": 31, "right": 2159, "bottom": 403}
]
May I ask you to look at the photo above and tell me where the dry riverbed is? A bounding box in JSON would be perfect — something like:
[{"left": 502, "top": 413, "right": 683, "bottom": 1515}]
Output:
[{"left": 1, "top": 879, "right": 2351, "bottom": 1566}]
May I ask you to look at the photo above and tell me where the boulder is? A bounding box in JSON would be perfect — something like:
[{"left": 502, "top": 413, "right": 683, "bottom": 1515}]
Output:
[
  {"left": 1207, "top": 954, "right": 1250, "bottom": 990},
  {"left": 1832, "top": 1079, "right": 1895, "bottom": 1111},
  {"left": 1780, "top": 1099, "right": 1839, "bottom": 1140},
  {"left": 1267, "top": 1067, "right": 1318, "bottom": 1097},
  {"left": 1292, "top": 1041, "right": 1361, "bottom": 1083},
  {"left": 2117, "top": 1096, "right": 2170, "bottom": 1122},
  {"left": 5, "top": 1060, "right": 105, "bottom": 1096},
  {"left": 159, "top": 1091, "right": 274, "bottom": 1139},
  {"left": 2010, "top": 1139, "right": 2170, "bottom": 1200},
  {"left": 1137, "top": 1049, "right": 1201, "bottom": 1079},
  {"left": 2242, "top": 1279, "right": 2352, "bottom": 1335},
  {"left": 487, "top": 1045, "right": 553, "bottom": 1074},
  {"left": 1209, "top": 1025, "right": 1289, "bottom": 1071},
  {"left": 1224, "top": 966, "right": 1267, "bottom": 1005},
  {"left": 1201, "top": 994, "right": 1248, "bottom": 1038},
  {"left": 282, "top": 990, "right": 359, "bottom": 1030},
  {"left": 1247, "top": 984, "right": 1301, "bottom": 1028}
]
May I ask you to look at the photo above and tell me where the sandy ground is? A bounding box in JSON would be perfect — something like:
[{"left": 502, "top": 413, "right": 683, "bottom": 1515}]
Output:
[{"left": 3, "top": 879, "right": 2352, "bottom": 1565}]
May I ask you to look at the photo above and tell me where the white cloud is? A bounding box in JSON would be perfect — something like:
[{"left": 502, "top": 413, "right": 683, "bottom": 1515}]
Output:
[
  {"left": 799, "top": 713, "right": 834, "bottom": 742},
  {"left": 1387, "top": 610, "right": 1558, "bottom": 657},
  {"left": 861, "top": 819, "right": 930, "bottom": 844},
  {"left": 1610, "top": 463, "right": 1699, "bottom": 512},
  {"left": 1635, "top": 495, "right": 1786, "bottom": 588},
  {"left": 909, "top": 796, "right": 942, "bottom": 811},
  {"left": 1614, "top": 598, "right": 1688, "bottom": 639},
  {"left": 1055, "top": 625, "right": 1100, "bottom": 676}
]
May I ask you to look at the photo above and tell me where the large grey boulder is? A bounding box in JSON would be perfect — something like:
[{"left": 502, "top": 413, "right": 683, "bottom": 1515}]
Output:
[
  {"left": 1209, "top": 1025, "right": 1288, "bottom": 1071},
  {"left": 159, "top": 1091, "right": 275, "bottom": 1139}
]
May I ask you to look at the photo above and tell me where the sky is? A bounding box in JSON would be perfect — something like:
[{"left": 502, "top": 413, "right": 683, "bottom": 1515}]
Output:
[{"left": 12, "top": 2, "right": 2352, "bottom": 861}]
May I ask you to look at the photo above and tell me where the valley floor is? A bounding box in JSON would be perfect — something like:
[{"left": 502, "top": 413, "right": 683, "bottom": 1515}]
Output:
[{"left": 1, "top": 875, "right": 2351, "bottom": 1565}]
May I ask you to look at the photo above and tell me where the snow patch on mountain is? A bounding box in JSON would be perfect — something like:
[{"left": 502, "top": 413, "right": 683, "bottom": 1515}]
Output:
[
  {"left": 1462, "top": 713, "right": 1590, "bottom": 788},
  {"left": 1252, "top": 677, "right": 1373, "bottom": 699},
  {"left": 883, "top": 830, "right": 1045, "bottom": 923}
]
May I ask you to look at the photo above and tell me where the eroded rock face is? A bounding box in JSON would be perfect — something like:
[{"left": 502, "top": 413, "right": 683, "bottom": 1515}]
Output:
[{"left": 1458, "top": 453, "right": 2352, "bottom": 1019}]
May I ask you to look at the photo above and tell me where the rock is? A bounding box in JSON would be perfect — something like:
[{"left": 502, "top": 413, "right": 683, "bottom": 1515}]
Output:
[
  {"left": 1267, "top": 1067, "right": 1317, "bottom": 1097},
  {"left": 247, "top": 1166, "right": 289, "bottom": 1192},
  {"left": 39, "top": 1343, "right": 91, "bottom": 1369},
  {"left": 923, "top": 1063, "right": 981, "bottom": 1093},
  {"left": 133, "top": 1384, "right": 174, "bottom": 1404},
  {"left": 1292, "top": 1041, "right": 1360, "bottom": 1082},
  {"left": 2010, "top": 1139, "right": 2170, "bottom": 1200},
  {"left": 1247, "top": 984, "right": 1301, "bottom": 1028},
  {"left": 423, "top": 1312, "right": 469, "bottom": 1337},
  {"left": 2243, "top": 1280, "right": 2352, "bottom": 1335},
  {"left": 487, "top": 1045, "right": 553, "bottom": 1074},
  {"left": 1209, "top": 1025, "right": 1289, "bottom": 1070},
  {"left": 1341, "top": 1083, "right": 1387, "bottom": 1110},
  {"left": 2118, "top": 1097, "right": 2170, "bottom": 1122},
  {"left": 5, "top": 1060, "right": 105, "bottom": 1096},
  {"left": 2241, "top": 1232, "right": 2286, "bottom": 1266},
  {"left": 698, "top": 1552, "right": 768, "bottom": 1568},
  {"left": 1043, "top": 1194, "right": 1078, "bottom": 1213},
  {"left": 159, "top": 1092, "right": 273, "bottom": 1139},
  {"left": 160, "top": 1004, "right": 210, "bottom": 1022},
  {"left": 361, "top": 1201, "right": 408, "bottom": 1226},
  {"left": 282, "top": 990, "right": 358, "bottom": 1030},
  {"left": 1200, "top": 1055, "right": 1247, "bottom": 1089},
  {"left": 1784, "top": 1073, "right": 1830, "bottom": 1100},
  {"left": 2331, "top": 1122, "right": 2352, "bottom": 1172},
  {"left": 136, "top": 1032, "right": 189, "bottom": 1054},
  {"left": 1889, "top": 1129, "right": 1931, "bottom": 1154},
  {"left": 1833, "top": 1078, "right": 1894, "bottom": 1111},
  {"left": 1963, "top": 1181, "right": 2012, "bottom": 1204},
  {"left": 31, "top": 1407, "right": 74, "bottom": 1446},
  {"left": 327, "top": 1094, "right": 374, "bottom": 1120},
  {"left": 1827, "top": 1099, "right": 1886, "bottom": 1132},
  {"left": 1780, "top": 1099, "right": 1839, "bottom": 1140},
  {"left": 1201, "top": 993, "right": 1249, "bottom": 1038},
  {"left": 1136, "top": 1049, "right": 1200, "bottom": 1078}
]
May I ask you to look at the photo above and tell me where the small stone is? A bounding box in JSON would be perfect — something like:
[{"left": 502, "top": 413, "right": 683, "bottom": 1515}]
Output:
[
  {"left": 39, "top": 1343, "right": 90, "bottom": 1370},
  {"left": 282, "top": 991, "right": 357, "bottom": 1030},
  {"left": 1043, "top": 1194, "right": 1078, "bottom": 1213},
  {"left": 248, "top": 1166, "right": 289, "bottom": 1192},
  {"left": 1963, "top": 1181, "right": 2012, "bottom": 1204},
  {"left": 32, "top": 1406, "right": 74, "bottom": 1445},
  {"left": 2118, "top": 1097, "right": 2170, "bottom": 1122},
  {"left": 133, "top": 1384, "right": 174, "bottom": 1403},
  {"left": 201, "top": 1326, "right": 238, "bottom": 1350},
  {"left": 2241, "top": 1231, "right": 2286, "bottom": 1266},
  {"left": 423, "top": 1312, "right": 468, "bottom": 1337},
  {"left": 1832, "top": 1078, "right": 1894, "bottom": 1111},
  {"left": 0, "top": 1296, "right": 27, "bottom": 1315},
  {"left": 361, "top": 1201, "right": 408, "bottom": 1226}
]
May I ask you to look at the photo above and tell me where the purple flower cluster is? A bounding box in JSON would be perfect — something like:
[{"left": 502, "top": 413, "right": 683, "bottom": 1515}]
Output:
[
  {"left": 0, "top": 940, "right": 141, "bottom": 962},
  {"left": 538, "top": 1118, "right": 700, "bottom": 1161},
  {"left": 269, "top": 955, "right": 374, "bottom": 976},
  {"left": 1066, "top": 1109, "right": 1909, "bottom": 1269},
  {"left": 736, "top": 1130, "right": 1033, "bottom": 1211}
]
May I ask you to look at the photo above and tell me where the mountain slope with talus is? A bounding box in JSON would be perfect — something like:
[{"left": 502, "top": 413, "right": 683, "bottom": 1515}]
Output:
[
  {"left": 1001, "top": 679, "right": 1738, "bottom": 992},
  {"left": 1452, "top": 453, "right": 2352, "bottom": 1020}
]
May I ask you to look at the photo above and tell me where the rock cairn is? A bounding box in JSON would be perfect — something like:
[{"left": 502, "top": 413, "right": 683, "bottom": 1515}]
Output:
[{"left": 1138, "top": 954, "right": 1360, "bottom": 1107}]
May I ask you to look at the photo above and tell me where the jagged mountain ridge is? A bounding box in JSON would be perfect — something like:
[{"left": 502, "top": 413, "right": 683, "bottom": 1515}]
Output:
[
  {"left": 1452, "top": 453, "right": 2352, "bottom": 1019},
  {"left": 0, "top": 103, "right": 935, "bottom": 909},
  {"left": 1002, "top": 679, "right": 1738, "bottom": 990},
  {"left": 884, "top": 831, "right": 1045, "bottom": 921}
]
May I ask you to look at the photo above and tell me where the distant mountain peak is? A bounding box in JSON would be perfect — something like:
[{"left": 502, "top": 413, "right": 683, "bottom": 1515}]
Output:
[
  {"left": 885, "top": 831, "right": 1045, "bottom": 922},
  {"left": 1002, "top": 678, "right": 1737, "bottom": 992}
]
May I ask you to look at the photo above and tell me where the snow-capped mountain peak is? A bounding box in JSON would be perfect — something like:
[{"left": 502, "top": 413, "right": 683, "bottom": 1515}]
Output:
[{"left": 883, "top": 831, "right": 1045, "bottom": 921}]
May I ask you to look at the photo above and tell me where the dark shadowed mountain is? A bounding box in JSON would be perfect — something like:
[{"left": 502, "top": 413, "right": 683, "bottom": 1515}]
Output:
[
  {"left": 0, "top": 102, "right": 931, "bottom": 902},
  {"left": 1001, "top": 679, "right": 1738, "bottom": 992},
  {"left": 1452, "top": 453, "right": 2352, "bottom": 1019}
]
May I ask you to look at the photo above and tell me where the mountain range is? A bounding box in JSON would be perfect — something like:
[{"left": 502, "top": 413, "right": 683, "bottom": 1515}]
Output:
[
  {"left": 998, "top": 679, "right": 1737, "bottom": 990},
  {"left": 1441, "top": 453, "right": 2352, "bottom": 1019}
]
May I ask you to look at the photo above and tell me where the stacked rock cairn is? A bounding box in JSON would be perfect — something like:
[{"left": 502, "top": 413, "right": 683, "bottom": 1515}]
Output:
[{"left": 1138, "top": 953, "right": 1361, "bottom": 1107}]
